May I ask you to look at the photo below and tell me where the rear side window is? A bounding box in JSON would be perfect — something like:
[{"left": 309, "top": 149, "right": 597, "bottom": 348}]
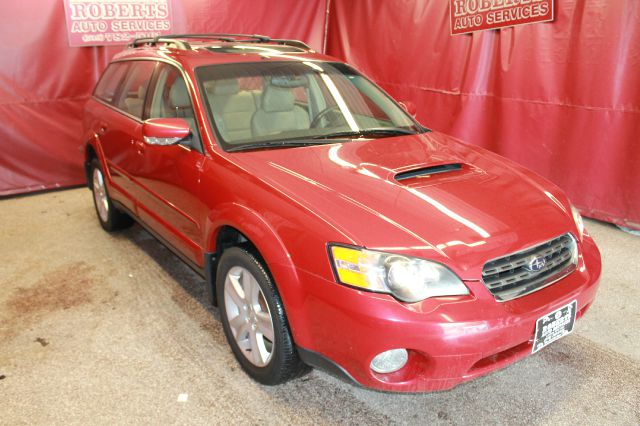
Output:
[
  {"left": 94, "top": 62, "right": 129, "bottom": 104},
  {"left": 114, "top": 61, "right": 157, "bottom": 119}
]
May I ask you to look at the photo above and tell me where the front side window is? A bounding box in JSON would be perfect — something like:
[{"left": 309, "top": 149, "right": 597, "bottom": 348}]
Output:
[
  {"left": 196, "top": 61, "right": 424, "bottom": 151},
  {"left": 113, "top": 61, "right": 156, "bottom": 119},
  {"left": 147, "top": 64, "right": 201, "bottom": 149}
]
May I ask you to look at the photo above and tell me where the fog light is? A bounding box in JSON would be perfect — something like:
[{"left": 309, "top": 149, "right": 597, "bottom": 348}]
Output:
[{"left": 370, "top": 349, "right": 408, "bottom": 374}]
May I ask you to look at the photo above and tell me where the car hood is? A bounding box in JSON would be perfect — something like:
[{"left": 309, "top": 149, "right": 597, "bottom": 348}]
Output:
[{"left": 230, "top": 132, "right": 577, "bottom": 279}]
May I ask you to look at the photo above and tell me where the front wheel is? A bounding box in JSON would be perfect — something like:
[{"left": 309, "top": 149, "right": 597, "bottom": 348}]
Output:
[
  {"left": 216, "top": 247, "right": 308, "bottom": 385},
  {"left": 90, "top": 158, "right": 133, "bottom": 232}
]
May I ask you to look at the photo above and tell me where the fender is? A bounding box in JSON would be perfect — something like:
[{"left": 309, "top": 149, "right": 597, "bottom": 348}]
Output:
[
  {"left": 203, "top": 202, "right": 309, "bottom": 339},
  {"left": 204, "top": 200, "right": 300, "bottom": 283},
  {"left": 85, "top": 130, "right": 137, "bottom": 213}
]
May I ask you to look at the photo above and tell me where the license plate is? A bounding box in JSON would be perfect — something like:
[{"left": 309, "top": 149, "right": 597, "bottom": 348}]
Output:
[{"left": 532, "top": 300, "right": 577, "bottom": 354}]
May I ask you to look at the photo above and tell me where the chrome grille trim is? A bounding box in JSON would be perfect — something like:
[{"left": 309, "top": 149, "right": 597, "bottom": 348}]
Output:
[{"left": 481, "top": 233, "right": 578, "bottom": 302}]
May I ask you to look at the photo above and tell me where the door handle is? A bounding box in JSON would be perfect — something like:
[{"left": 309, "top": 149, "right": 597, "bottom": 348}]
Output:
[{"left": 134, "top": 139, "right": 145, "bottom": 154}]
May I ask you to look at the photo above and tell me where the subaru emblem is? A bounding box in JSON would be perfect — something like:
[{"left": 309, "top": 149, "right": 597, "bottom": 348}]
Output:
[{"left": 525, "top": 256, "right": 547, "bottom": 272}]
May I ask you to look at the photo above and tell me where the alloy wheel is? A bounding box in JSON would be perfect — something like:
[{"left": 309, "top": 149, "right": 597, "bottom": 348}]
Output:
[
  {"left": 223, "top": 265, "right": 275, "bottom": 367},
  {"left": 92, "top": 167, "right": 109, "bottom": 222}
]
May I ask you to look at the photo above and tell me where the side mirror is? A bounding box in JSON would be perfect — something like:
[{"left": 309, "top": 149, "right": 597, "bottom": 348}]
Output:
[
  {"left": 142, "top": 118, "right": 190, "bottom": 146},
  {"left": 399, "top": 100, "right": 417, "bottom": 117}
]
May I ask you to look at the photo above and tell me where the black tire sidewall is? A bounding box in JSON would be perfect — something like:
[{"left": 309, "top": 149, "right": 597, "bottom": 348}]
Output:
[{"left": 216, "top": 247, "right": 294, "bottom": 385}]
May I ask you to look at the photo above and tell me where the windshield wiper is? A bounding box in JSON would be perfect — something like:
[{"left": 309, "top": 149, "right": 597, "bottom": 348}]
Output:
[
  {"left": 312, "top": 127, "right": 419, "bottom": 140},
  {"left": 226, "top": 139, "right": 337, "bottom": 152},
  {"left": 226, "top": 127, "right": 420, "bottom": 152}
]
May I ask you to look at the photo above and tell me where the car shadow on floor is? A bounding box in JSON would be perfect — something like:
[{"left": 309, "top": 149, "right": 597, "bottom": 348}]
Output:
[{"left": 115, "top": 224, "right": 224, "bottom": 337}]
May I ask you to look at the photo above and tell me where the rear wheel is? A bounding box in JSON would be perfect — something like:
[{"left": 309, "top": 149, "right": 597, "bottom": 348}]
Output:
[
  {"left": 90, "top": 158, "right": 133, "bottom": 232},
  {"left": 216, "top": 247, "right": 308, "bottom": 384}
]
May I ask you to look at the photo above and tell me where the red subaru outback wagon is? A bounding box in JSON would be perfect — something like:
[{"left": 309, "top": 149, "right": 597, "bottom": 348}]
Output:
[{"left": 84, "top": 34, "right": 601, "bottom": 392}]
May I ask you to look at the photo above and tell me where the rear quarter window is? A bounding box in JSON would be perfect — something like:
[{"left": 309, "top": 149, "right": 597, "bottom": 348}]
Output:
[{"left": 94, "top": 62, "right": 129, "bottom": 104}]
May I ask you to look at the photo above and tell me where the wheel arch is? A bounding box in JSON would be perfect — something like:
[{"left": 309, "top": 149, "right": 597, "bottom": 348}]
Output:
[
  {"left": 85, "top": 143, "right": 98, "bottom": 188},
  {"left": 84, "top": 135, "right": 112, "bottom": 189},
  {"left": 203, "top": 205, "right": 301, "bottom": 318}
]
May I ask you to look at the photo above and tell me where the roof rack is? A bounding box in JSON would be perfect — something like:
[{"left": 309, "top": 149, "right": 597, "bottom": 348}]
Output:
[
  {"left": 128, "top": 37, "right": 192, "bottom": 50},
  {"left": 269, "top": 39, "right": 312, "bottom": 50},
  {"left": 128, "top": 33, "right": 310, "bottom": 51}
]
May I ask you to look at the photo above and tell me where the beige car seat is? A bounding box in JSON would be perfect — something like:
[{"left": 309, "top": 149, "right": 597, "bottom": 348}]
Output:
[
  {"left": 124, "top": 85, "right": 146, "bottom": 118},
  {"left": 206, "top": 79, "right": 258, "bottom": 142},
  {"left": 251, "top": 85, "right": 309, "bottom": 138}
]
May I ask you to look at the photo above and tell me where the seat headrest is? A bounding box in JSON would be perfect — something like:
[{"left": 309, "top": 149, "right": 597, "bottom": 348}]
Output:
[
  {"left": 212, "top": 79, "right": 240, "bottom": 95},
  {"left": 169, "top": 78, "right": 191, "bottom": 108},
  {"left": 261, "top": 85, "right": 295, "bottom": 113},
  {"left": 203, "top": 81, "right": 215, "bottom": 92}
]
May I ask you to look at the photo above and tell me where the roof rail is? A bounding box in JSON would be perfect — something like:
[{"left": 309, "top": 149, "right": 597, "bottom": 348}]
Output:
[
  {"left": 165, "top": 33, "right": 272, "bottom": 43},
  {"left": 128, "top": 33, "right": 311, "bottom": 51},
  {"left": 128, "top": 37, "right": 192, "bottom": 50},
  {"left": 270, "top": 39, "right": 312, "bottom": 50}
]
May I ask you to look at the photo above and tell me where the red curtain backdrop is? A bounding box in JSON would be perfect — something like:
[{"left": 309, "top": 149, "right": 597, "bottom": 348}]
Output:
[
  {"left": 326, "top": 0, "right": 640, "bottom": 230},
  {"left": 0, "top": 0, "right": 327, "bottom": 196},
  {"left": 1, "top": 0, "right": 638, "bottom": 230}
]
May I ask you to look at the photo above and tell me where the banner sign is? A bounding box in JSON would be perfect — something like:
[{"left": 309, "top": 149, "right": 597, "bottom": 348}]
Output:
[
  {"left": 63, "top": 0, "right": 173, "bottom": 46},
  {"left": 450, "top": 0, "right": 554, "bottom": 35}
]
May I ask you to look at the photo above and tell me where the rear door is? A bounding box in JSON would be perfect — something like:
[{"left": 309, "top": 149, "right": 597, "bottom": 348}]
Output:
[{"left": 95, "top": 60, "right": 157, "bottom": 211}]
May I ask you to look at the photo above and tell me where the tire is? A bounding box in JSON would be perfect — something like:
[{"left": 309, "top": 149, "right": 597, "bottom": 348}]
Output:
[
  {"left": 216, "top": 246, "right": 309, "bottom": 385},
  {"left": 89, "top": 158, "right": 133, "bottom": 232}
]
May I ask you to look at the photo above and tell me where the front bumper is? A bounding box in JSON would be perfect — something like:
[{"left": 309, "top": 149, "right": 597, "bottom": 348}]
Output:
[{"left": 292, "top": 234, "right": 601, "bottom": 392}]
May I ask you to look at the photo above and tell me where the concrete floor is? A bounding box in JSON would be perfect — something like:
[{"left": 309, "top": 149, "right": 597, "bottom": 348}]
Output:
[{"left": 1, "top": 188, "right": 638, "bottom": 425}]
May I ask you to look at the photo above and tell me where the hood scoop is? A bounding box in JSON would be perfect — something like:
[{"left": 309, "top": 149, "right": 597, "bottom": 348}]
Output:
[{"left": 395, "top": 163, "right": 462, "bottom": 181}]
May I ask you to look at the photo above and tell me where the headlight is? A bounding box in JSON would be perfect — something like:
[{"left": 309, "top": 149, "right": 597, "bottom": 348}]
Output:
[
  {"left": 329, "top": 245, "right": 469, "bottom": 303},
  {"left": 571, "top": 204, "right": 584, "bottom": 240}
]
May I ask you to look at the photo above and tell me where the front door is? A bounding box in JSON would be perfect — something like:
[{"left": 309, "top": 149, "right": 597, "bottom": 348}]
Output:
[{"left": 129, "top": 63, "right": 207, "bottom": 266}]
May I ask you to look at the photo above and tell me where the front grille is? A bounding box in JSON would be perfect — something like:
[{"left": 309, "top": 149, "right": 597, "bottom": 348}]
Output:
[{"left": 482, "top": 234, "right": 578, "bottom": 301}]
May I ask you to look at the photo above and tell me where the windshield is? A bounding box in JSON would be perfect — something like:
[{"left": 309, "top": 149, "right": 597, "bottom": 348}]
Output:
[{"left": 196, "top": 61, "right": 425, "bottom": 151}]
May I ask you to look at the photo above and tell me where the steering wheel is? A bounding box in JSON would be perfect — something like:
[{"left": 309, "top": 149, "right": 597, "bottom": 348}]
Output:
[{"left": 310, "top": 105, "right": 345, "bottom": 128}]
